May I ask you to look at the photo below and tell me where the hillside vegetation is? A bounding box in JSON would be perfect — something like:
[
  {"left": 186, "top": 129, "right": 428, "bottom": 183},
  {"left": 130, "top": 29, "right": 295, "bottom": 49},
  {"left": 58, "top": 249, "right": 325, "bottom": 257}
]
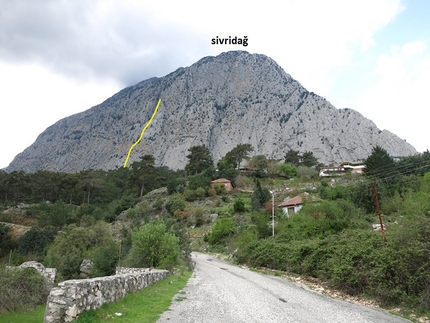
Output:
[{"left": 1, "top": 145, "right": 430, "bottom": 317}]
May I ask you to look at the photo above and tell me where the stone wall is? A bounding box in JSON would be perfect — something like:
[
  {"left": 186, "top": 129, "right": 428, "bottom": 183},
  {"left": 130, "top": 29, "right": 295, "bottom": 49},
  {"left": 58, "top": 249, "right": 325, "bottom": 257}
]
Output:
[
  {"left": 44, "top": 268, "right": 169, "bottom": 323},
  {"left": 7, "top": 261, "right": 56, "bottom": 285}
]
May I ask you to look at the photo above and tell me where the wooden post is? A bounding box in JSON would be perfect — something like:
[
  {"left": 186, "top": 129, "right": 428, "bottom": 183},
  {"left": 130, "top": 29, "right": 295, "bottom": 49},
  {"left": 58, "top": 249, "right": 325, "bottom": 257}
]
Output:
[{"left": 372, "top": 184, "right": 387, "bottom": 244}]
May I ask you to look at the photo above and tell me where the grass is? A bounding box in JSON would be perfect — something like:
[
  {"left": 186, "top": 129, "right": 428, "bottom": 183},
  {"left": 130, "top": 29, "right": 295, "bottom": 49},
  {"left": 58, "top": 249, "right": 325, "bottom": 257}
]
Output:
[
  {"left": 0, "top": 304, "right": 45, "bottom": 323},
  {"left": 75, "top": 270, "right": 192, "bottom": 323},
  {"left": 0, "top": 271, "right": 192, "bottom": 323}
]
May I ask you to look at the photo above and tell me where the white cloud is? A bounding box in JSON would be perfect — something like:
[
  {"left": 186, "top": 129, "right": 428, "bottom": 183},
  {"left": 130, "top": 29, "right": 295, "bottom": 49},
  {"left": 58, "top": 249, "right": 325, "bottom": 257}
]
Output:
[
  {"left": 0, "top": 62, "right": 120, "bottom": 168},
  {"left": 0, "top": 0, "right": 413, "bottom": 168},
  {"left": 341, "top": 41, "right": 430, "bottom": 152}
]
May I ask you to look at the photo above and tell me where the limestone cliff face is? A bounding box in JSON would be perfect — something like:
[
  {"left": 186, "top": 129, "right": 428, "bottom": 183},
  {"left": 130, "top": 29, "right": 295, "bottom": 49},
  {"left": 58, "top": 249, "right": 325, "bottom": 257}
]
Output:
[{"left": 5, "top": 51, "right": 416, "bottom": 173}]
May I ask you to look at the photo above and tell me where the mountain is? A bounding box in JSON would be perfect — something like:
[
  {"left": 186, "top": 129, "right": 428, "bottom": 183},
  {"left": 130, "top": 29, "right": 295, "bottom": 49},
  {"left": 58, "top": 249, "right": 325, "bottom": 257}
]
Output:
[{"left": 5, "top": 51, "right": 416, "bottom": 173}]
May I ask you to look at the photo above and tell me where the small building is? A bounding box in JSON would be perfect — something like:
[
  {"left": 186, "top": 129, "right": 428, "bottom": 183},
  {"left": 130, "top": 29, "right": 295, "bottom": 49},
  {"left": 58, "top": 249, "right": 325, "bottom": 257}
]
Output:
[
  {"left": 278, "top": 192, "right": 320, "bottom": 217},
  {"left": 319, "top": 163, "right": 365, "bottom": 177},
  {"left": 211, "top": 178, "right": 234, "bottom": 191}
]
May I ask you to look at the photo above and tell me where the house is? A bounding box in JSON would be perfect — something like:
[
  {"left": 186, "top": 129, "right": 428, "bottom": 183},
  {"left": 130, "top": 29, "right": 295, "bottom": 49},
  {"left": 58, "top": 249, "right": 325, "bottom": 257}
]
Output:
[
  {"left": 319, "top": 163, "right": 365, "bottom": 177},
  {"left": 210, "top": 178, "right": 234, "bottom": 191},
  {"left": 278, "top": 192, "right": 320, "bottom": 217}
]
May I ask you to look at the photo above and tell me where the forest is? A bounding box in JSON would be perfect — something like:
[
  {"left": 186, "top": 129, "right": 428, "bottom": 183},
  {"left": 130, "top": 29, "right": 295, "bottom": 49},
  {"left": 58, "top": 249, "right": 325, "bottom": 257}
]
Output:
[{"left": 1, "top": 144, "right": 430, "bottom": 315}]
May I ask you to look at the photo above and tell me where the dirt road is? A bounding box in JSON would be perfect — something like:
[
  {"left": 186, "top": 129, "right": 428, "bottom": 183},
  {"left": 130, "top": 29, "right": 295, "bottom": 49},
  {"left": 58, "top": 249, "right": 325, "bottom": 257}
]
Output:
[{"left": 157, "top": 252, "right": 410, "bottom": 323}]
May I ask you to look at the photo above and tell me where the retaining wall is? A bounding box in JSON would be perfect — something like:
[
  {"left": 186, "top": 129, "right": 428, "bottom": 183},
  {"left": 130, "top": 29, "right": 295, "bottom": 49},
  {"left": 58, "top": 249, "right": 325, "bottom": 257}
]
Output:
[{"left": 44, "top": 268, "right": 169, "bottom": 323}]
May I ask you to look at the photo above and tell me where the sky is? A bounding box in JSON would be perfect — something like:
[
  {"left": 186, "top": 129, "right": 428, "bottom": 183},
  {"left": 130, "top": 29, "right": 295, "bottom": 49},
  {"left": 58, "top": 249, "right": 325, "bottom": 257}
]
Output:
[{"left": 1, "top": 0, "right": 429, "bottom": 169}]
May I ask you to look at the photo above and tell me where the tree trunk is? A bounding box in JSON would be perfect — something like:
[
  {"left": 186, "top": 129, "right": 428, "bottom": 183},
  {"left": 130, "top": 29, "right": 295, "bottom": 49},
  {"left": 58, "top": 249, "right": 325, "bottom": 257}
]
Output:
[{"left": 140, "top": 182, "right": 144, "bottom": 199}]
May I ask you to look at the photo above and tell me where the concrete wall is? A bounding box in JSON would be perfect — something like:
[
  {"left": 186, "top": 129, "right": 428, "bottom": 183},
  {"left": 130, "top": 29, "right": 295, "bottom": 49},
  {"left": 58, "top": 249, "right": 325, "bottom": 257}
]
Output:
[{"left": 44, "top": 268, "right": 169, "bottom": 323}]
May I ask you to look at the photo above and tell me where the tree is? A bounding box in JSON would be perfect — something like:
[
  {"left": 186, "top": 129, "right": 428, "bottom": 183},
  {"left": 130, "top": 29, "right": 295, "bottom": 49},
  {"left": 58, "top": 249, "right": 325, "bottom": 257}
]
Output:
[
  {"left": 59, "top": 173, "right": 80, "bottom": 204},
  {"left": 277, "top": 163, "right": 297, "bottom": 178},
  {"left": 251, "top": 179, "right": 271, "bottom": 211},
  {"left": 217, "top": 153, "right": 236, "bottom": 171},
  {"left": 227, "top": 144, "right": 254, "bottom": 170},
  {"left": 165, "top": 193, "right": 187, "bottom": 214},
  {"left": 17, "top": 226, "right": 58, "bottom": 256},
  {"left": 0, "top": 223, "right": 16, "bottom": 257},
  {"left": 76, "top": 170, "right": 104, "bottom": 204},
  {"left": 284, "top": 150, "right": 318, "bottom": 168},
  {"left": 301, "top": 151, "right": 318, "bottom": 168},
  {"left": 185, "top": 145, "right": 214, "bottom": 175},
  {"left": 127, "top": 221, "right": 180, "bottom": 269},
  {"left": 187, "top": 174, "right": 212, "bottom": 191},
  {"left": 248, "top": 155, "right": 268, "bottom": 174},
  {"left": 2, "top": 171, "right": 30, "bottom": 205},
  {"left": 130, "top": 154, "right": 156, "bottom": 198},
  {"left": 364, "top": 146, "right": 397, "bottom": 180},
  {"left": 44, "top": 222, "right": 119, "bottom": 279},
  {"left": 208, "top": 218, "right": 236, "bottom": 245},
  {"left": 284, "top": 149, "right": 300, "bottom": 166}
]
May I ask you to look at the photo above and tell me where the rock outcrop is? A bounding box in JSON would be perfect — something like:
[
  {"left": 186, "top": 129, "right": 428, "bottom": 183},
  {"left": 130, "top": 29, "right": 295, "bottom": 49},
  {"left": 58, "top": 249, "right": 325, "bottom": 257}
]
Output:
[{"left": 5, "top": 51, "right": 416, "bottom": 173}]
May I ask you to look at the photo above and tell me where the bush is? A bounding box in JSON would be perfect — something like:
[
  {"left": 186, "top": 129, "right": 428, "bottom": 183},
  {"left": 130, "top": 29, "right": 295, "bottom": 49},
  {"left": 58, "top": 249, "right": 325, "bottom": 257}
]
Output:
[
  {"left": 214, "top": 183, "right": 226, "bottom": 195},
  {"left": 195, "top": 187, "right": 206, "bottom": 199},
  {"left": 233, "top": 198, "right": 246, "bottom": 213},
  {"left": 277, "top": 163, "right": 297, "bottom": 178},
  {"left": 207, "top": 188, "right": 216, "bottom": 197},
  {"left": 250, "top": 211, "right": 271, "bottom": 239},
  {"left": 251, "top": 179, "right": 271, "bottom": 211},
  {"left": 208, "top": 218, "right": 236, "bottom": 245},
  {"left": 37, "top": 200, "right": 75, "bottom": 228},
  {"left": 44, "top": 222, "right": 118, "bottom": 280},
  {"left": 297, "top": 166, "right": 318, "bottom": 179},
  {"left": 188, "top": 175, "right": 212, "bottom": 191},
  {"left": 183, "top": 189, "right": 198, "bottom": 202},
  {"left": 0, "top": 223, "right": 16, "bottom": 257},
  {"left": 165, "top": 193, "right": 187, "bottom": 214},
  {"left": 125, "top": 221, "right": 180, "bottom": 270},
  {"left": 17, "top": 226, "right": 58, "bottom": 257},
  {"left": 0, "top": 267, "right": 49, "bottom": 313},
  {"left": 89, "top": 240, "right": 120, "bottom": 277}
]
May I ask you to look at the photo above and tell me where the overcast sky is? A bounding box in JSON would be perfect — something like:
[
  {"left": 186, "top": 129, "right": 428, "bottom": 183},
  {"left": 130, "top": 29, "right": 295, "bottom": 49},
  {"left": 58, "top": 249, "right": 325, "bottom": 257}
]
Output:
[{"left": 1, "top": 0, "right": 429, "bottom": 169}]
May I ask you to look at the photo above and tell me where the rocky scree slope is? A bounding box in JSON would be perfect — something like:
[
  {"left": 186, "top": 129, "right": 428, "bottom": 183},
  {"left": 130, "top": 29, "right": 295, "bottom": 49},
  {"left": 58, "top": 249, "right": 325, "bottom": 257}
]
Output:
[{"left": 5, "top": 51, "right": 416, "bottom": 173}]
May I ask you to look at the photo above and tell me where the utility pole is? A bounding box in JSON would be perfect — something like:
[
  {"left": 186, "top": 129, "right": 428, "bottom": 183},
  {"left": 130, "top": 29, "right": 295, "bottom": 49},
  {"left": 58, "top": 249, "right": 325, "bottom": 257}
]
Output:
[
  {"left": 270, "top": 190, "right": 278, "bottom": 236},
  {"left": 372, "top": 184, "right": 387, "bottom": 244},
  {"left": 272, "top": 191, "right": 275, "bottom": 236}
]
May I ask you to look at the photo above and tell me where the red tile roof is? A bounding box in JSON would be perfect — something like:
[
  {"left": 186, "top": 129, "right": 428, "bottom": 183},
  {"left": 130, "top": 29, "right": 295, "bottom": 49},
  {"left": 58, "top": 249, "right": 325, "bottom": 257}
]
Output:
[
  {"left": 211, "top": 178, "right": 231, "bottom": 183},
  {"left": 277, "top": 192, "right": 320, "bottom": 207},
  {"left": 278, "top": 195, "right": 303, "bottom": 207}
]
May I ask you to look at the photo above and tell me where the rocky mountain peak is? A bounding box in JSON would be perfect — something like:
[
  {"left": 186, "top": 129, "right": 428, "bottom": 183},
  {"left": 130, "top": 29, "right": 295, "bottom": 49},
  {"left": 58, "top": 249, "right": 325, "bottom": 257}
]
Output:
[{"left": 5, "top": 51, "right": 416, "bottom": 173}]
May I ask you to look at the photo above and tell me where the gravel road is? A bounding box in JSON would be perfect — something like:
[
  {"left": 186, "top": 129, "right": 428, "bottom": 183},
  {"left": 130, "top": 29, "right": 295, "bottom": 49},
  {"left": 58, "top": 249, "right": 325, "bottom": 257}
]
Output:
[{"left": 157, "top": 252, "right": 411, "bottom": 323}]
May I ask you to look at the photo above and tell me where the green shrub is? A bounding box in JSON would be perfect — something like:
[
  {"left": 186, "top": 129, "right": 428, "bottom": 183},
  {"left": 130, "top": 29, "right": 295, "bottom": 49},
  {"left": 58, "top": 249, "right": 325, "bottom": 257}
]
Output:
[
  {"left": 207, "top": 188, "right": 216, "bottom": 197},
  {"left": 277, "top": 163, "right": 297, "bottom": 178},
  {"left": 195, "top": 187, "right": 206, "bottom": 199},
  {"left": 214, "top": 183, "right": 226, "bottom": 195},
  {"left": 165, "top": 193, "right": 187, "bottom": 214},
  {"left": 233, "top": 198, "right": 246, "bottom": 213},
  {"left": 125, "top": 221, "right": 180, "bottom": 270},
  {"left": 250, "top": 211, "right": 271, "bottom": 239},
  {"left": 187, "top": 175, "right": 211, "bottom": 191},
  {"left": 37, "top": 200, "right": 76, "bottom": 228},
  {"left": 44, "top": 222, "right": 119, "bottom": 280},
  {"left": 17, "top": 226, "right": 58, "bottom": 257},
  {"left": 153, "top": 198, "right": 164, "bottom": 211},
  {"left": 0, "top": 223, "right": 16, "bottom": 257},
  {"left": 208, "top": 218, "right": 236, "bottom": 245},
  {"left": 0, "top": 267, "right": 49, "bottom": 313},
  {"left": 89, "top": 239, "right": 120, "bottom": 277}
]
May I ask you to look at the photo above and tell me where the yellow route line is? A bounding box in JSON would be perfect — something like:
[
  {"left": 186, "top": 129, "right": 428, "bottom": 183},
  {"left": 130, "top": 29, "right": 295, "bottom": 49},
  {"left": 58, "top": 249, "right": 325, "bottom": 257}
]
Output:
[{"left": 123, "top": 98, "right": 162, "bottom": 168}]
